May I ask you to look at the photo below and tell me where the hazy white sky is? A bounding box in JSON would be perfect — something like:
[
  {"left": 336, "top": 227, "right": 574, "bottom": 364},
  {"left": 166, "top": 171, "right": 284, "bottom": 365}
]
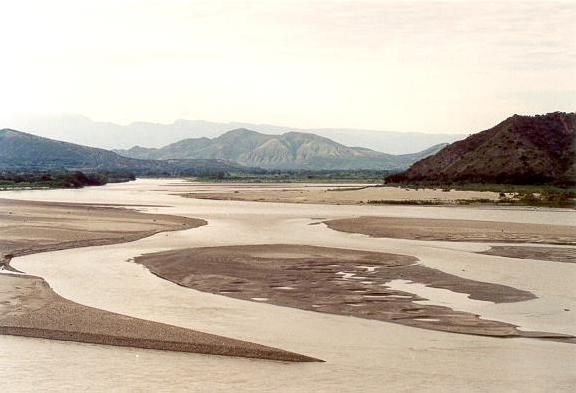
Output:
[{"left": 0, "top": 0, "right": 574, "bottom": 133}]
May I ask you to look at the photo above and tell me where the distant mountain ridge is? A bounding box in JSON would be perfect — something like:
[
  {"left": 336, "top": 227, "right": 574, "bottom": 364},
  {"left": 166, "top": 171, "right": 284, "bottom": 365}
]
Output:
[
  {"left": 1, "top": 113, "right": 465, "bottom": 154},
  {"left": 116, "top": 129, "right": 447, "bottom": 170},
  {"left": 0, "top": 128, "right": 254, "bottom": 175},
  {"left": 387, "top": 112, "right": 576, "bottom": 185}
]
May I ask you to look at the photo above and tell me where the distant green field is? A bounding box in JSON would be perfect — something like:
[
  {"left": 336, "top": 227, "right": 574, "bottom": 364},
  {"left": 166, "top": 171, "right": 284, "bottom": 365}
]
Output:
[{"left": 193, "top": 170, "right": 391, "bottom": 184}]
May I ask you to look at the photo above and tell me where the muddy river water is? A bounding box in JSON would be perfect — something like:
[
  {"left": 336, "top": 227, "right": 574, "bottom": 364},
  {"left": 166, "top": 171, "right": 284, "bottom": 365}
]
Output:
[{"left": 1, "top": 179, "right": 575, "bottom": 392}]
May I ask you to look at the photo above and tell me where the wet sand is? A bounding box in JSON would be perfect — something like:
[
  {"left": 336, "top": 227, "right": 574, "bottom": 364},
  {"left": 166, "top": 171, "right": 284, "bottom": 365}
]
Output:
[
  {"left": 0, "top": 198, "right": 317, "bottom": 362},
  {"left": 323, "top": 216, "right": 576, "bottom": 245},
  {"left": 134, "top": 244, "right": 572, "bottom": 340},
  {"left": 182, "top": 184, "right": 505, "bottom": 205}
]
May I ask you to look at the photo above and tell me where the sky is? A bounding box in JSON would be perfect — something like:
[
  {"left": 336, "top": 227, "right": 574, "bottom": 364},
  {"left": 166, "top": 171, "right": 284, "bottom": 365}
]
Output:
[{"left": 0, "top": 0, "right": 574, "bottom": 134}]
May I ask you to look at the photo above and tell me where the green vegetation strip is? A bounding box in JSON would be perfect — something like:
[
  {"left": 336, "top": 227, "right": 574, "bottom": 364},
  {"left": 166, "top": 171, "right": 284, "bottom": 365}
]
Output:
[
  {"left": 381, "top": 182, "right": 575, "bottom": 208},
  {"left": 0, "top": 171, "right": 135, "bottom": 190}
]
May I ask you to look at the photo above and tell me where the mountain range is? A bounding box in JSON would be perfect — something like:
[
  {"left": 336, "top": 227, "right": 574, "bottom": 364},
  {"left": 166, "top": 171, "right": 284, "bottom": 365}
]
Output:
[
  {"left": 0, "top": 113, "right": 465, "bottom": 154},
  {"left": 0, "top": 127, "right": 443, "bottom": 173},
  {"left": 0, "top": 129, "right": 253, "bottom": 175},
  {"left": 387, "top": 112, "right": 575, "bottom": 185},
  {"left": 3, "top": 112, "right": 573, "bottom": 184},
  {"left": 115, "top": 129, "right": 447, "bottom": 170}
]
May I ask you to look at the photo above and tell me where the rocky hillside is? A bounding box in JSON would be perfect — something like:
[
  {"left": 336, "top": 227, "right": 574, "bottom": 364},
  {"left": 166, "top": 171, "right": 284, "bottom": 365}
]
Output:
[
  {"left": 0, "top": 129, "right": 252, "bottom": 175},
  {"left": 116, "top": 129, "right": 446, "bottom": 170},
  {"left": 387, "top": 112, "right": 575, "bottom": 185}
]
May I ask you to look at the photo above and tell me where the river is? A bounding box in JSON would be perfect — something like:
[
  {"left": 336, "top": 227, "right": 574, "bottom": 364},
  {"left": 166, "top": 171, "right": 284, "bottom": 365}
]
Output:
[{"left": 1, "top": 179, "right": 575, "bottom": 392}]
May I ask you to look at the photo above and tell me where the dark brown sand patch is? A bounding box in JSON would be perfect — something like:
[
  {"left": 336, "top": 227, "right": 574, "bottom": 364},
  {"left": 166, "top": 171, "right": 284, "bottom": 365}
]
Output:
[
  {"left": 323, "top": 216, "right": 576, "bottom": 245},
  {"left": 479, "top": 246, "right": 576, "bottom": 263},
  {"left": 134, "top": 244, "right": 573, "bottom": 341}
]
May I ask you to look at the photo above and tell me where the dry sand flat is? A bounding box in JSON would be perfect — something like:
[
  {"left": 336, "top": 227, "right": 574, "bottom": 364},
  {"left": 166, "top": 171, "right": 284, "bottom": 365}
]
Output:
[
  {"left": 0, "top": 198, "right": 316, "bottom": 362},
  {"left": 182, "top": 184, "right": 505, "bottom": 205},
  {"left": 134, "top": 244, "right": 572, "bottom": 340},
  {"left": 323, "top": 216, "right": 576, "bottom": 245}
]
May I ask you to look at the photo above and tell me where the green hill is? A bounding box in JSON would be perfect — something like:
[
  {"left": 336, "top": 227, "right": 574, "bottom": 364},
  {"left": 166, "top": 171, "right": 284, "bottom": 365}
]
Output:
[{"left": 116, "top": 129, "right": 446, "bottom": 170}]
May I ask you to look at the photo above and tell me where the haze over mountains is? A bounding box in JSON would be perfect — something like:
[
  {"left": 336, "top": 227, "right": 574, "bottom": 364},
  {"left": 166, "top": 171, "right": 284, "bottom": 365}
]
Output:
[
  {"left": 388, "top": 112, "right": 576, "bottom": 185},
  {"left": 1, "top": 114, "right": 465, "bottom": 154},
  {"left": 116, "top": 129, "right": 446, "bottom": 170}
]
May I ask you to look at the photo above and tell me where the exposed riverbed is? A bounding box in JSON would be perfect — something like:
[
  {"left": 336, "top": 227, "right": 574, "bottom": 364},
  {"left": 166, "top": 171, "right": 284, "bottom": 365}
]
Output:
[{"left": 1, "top": 179, "right": 575, "bottom": 392}]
